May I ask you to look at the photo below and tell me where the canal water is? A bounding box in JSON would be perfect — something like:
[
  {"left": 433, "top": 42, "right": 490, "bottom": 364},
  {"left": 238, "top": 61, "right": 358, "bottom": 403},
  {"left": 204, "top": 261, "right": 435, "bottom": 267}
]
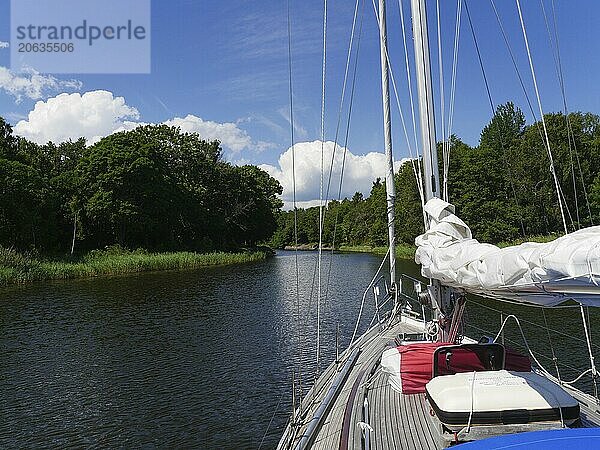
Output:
[{"left": 0, "top": 250, "right": 597, "bottom": 448}]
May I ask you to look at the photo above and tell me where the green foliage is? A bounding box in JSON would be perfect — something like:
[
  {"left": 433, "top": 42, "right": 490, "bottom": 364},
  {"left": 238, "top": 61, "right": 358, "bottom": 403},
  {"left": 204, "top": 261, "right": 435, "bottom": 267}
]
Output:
[
  {"left": 0, "top": 245, "right": 267, "bottom": 286},
  {"left": 273, "top": 103, "right": 600, "bottom": 249},
  {"left": 0, "top": 120, "right": 282, "bottom": 254}
]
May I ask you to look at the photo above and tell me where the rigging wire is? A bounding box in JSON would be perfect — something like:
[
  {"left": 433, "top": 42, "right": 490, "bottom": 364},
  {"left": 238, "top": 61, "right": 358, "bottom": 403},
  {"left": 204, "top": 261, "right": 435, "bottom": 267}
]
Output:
[
  {"left": 580, "top": 305, "right": 599, "bottom": 400},
  {"left": 468, "top": 298, "right": 600, "bottom": 350},
  {"left": 317, "top": 0, "right": 328, "bottom": 375},
  {"left": 445, "top": 0, "right": 462, "bottom": 201},
  {"left": 489, "top": 0, "right": 544, "bottom": 144},
  {"left": 322, "top": 0, "right": 361, "bottom": 213},
  {"left": 550, "top": 0, "right": 593, "bottom": 227},
  {"left": 435, "top": 0, "right": 446, "bottom": 200},
  {"left": 546, "top": 0, "right": 594, "bottom": 226},
  {"left": 397, "top": 0, "right": 423, "bottom": 182},
  {"left": 286, "top": 0, "right": 303, "bottom": 415},
  {"left": 540, "top": 0, "right": 580, "bottom": 230},
  {"left": 371, "top": 0, "right": 425, "bottom": 207},
  {"left": 324, "top": 0, "right": 365, "bottom": 309},
  {"left": 515, "top": 0, "right": 568, "bottom": 235},
  {"left": 436, "top": 0, "right": 462, "bottom": 203},
  {"left": 542, "top": 308, "right": 562, "bottom": 382},
  {"left": 397, "top": 0, "right": 426, "bottom": 227},
  {"left": 464, "top": 1, "right": 526, "bottom": 238},
  {"left": 257, "top": 393, "right": 283, "bottom": 450}
]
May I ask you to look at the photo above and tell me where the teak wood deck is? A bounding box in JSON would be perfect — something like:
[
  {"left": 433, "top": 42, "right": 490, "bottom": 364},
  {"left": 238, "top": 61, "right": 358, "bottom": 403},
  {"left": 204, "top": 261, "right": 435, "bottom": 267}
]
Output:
[{"left": 279, "top": 315, "right": 600, "bottom": 450}]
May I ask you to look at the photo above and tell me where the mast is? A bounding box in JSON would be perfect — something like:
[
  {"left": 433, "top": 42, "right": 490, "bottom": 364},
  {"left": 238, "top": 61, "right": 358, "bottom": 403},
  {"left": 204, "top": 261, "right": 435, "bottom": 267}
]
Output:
[
  {"left": 411, "top": 0, "right": 440, "bottom": 201},
  {"left": 411, "top": 0, "right": 449, "bottom": 337},
  {"left": 377, "top": 0, "right": 397, "bottom": 288}
]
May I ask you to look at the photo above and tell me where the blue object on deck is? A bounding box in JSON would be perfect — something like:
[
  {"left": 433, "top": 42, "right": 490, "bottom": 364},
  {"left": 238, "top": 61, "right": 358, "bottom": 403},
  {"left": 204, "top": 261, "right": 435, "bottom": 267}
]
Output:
[{"left": 458, "top": 428, "right": 600, "bottom": 449}]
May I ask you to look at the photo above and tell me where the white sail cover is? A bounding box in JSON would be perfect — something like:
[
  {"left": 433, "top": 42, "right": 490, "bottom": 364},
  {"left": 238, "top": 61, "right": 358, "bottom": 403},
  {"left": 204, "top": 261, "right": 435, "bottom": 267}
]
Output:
[{"left": 415, "top": 198, "right": 600, "bottom": 307}]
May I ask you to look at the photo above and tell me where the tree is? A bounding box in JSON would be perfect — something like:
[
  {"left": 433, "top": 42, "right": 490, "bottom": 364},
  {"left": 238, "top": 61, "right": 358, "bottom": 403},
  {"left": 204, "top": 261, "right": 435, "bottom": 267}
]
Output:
[
  {"left": 219, "top": 165, "right": 283, "bottom": 247},
  {"left": 0, "top": 159, "right": 46, "bottom": 250}
]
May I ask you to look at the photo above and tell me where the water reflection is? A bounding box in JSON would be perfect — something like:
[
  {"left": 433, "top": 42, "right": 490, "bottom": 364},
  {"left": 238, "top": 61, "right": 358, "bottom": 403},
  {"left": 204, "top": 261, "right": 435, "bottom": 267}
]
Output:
[{"left": 0, "top": 251, "right": 597, "bottom": 449}]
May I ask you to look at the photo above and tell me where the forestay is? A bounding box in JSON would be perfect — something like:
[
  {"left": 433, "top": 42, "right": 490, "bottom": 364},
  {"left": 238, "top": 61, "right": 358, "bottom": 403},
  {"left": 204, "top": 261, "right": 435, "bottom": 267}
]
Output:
[{"left": 415, "top": 198, "right": 600, "bottom": 307}]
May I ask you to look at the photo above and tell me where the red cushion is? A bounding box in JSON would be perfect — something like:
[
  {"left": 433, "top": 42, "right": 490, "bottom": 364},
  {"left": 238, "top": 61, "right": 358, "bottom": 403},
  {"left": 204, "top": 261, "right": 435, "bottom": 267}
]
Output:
[{"left": 396, "top": 342, "right": 451, "bottom": 394}]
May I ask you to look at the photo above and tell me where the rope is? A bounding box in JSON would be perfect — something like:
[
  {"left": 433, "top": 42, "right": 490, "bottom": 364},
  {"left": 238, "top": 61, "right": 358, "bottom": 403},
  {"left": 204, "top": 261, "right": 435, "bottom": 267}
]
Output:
[
  {"left": 493, "top": 314, "right": 599, "bottom": 390},
  {"left": 515, "top": 0, "right": 568, "bottom": 235},
  {"left": 495, "top": 314, "right": 558, "bottom": 379},
  {"left": 448, "top": 296, "right": 466, "bottom": 343},
  {"left": 468, "top": 321, "right": 592, "bottom": 379},
  {"left": 466, "top": 371, "right": 476, "bottom": 433}
]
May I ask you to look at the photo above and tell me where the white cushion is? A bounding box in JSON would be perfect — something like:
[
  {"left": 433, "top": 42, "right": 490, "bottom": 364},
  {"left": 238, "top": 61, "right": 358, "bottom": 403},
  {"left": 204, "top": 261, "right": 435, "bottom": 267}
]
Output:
[{"left": 426, "top": 370, "right": 578, "bottom": 414}]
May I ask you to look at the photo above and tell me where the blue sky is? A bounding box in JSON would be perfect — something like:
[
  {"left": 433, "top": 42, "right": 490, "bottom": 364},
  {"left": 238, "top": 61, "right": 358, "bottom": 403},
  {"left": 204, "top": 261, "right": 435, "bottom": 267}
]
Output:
[{"left": 0, "top": 0, "right": 599, "bottom": 204}]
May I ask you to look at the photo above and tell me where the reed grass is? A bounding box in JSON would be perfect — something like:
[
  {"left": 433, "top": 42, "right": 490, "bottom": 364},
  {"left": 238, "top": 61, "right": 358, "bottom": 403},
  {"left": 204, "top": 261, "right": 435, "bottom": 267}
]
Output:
[{"left": 0, "top": 246, "right": 267, "bottom": 286}]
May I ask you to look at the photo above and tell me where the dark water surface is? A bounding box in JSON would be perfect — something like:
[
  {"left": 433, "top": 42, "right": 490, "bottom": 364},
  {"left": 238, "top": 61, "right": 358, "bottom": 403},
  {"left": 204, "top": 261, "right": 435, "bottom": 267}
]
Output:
[{"left": 0, "top": 250, "right": 597, "bottom": 449}]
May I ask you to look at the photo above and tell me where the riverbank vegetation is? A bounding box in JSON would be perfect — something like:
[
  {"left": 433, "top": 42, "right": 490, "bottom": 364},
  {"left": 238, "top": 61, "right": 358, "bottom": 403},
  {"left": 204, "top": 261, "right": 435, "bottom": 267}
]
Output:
[
  {"left": 338, "top": 244, "right": 416, "bottom": 260},
  {"left": 0, "top": 119, "right": 282, "bottom": 253},
  {"left": 0, "top": 246, "right": 268, "bottom": 286},
  {"left": 272, "top": 103, "right": 600, "bottom": 251},
  {"left": 0, "top": 118, "right": 282, "bottom": 283}
]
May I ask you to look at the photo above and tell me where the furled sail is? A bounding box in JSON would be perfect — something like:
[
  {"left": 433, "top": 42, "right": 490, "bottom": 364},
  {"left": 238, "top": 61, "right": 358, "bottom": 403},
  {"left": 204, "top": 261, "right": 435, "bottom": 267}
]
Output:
[{"left": 415, "top": 198, "right": 600, "bottom": 307}]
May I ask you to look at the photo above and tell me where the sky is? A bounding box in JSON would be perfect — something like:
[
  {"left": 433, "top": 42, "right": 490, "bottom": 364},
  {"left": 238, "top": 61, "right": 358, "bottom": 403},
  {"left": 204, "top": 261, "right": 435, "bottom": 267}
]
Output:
[{"left": 0, "top": 0, "right": 599, "bottom": 207}]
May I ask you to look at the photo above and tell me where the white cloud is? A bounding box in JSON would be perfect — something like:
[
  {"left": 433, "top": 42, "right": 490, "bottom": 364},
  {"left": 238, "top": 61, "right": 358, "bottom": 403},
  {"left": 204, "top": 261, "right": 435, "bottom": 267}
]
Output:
[
  {"left": 14, "top": 91, "right": 140, "bottom": 144},
  {"left": 260, "top": 141, "right": 408, "bottom": 209},
  {"left": 0, "top": 66, "right": 81, "bottom": 103},
  {"left": 0, "top": 42, "right": 8, "bottom": 48},
  {"left": 164, "top": 115, "right": 254, "bottom": 153},
  {"left": 13, "top": 90, "right": 274, "bottom": 153}
]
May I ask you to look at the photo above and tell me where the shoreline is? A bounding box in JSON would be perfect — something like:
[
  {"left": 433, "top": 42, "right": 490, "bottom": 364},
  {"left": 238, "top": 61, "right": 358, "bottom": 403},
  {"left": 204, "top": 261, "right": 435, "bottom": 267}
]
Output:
[
  {"left": 338, "top": 244, "right": 417, "bottom": 260},
  {"left": 313, "top": 233, "right": 561, "bottom": 260},
  {"left": 278, "top": 243, "right": 417, "bottom": 259},
  {"left": 0, "top": 248, "right": 270, "bottom": 287}
]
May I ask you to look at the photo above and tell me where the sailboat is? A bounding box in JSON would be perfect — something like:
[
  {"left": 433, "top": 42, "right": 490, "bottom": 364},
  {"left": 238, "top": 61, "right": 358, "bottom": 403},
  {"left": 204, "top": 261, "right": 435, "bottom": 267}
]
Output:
[{"left": 277, "top": 0, "right": 600, "bottom": 448}]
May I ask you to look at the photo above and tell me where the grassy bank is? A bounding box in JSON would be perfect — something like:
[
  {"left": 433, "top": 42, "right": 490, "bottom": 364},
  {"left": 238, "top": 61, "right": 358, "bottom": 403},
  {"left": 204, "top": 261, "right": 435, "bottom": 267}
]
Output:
[
  {"left": 497, "top": 234, "right": 561, "bottom": 248},
  {"left": 338, "top": 234, "right": 562, "bottom": 260},
  {"left": 0, "top": 247, "right": 269, "bottom": 286},
  {"left": 339, "top": 244, "right": 416, "bottom": 260}
]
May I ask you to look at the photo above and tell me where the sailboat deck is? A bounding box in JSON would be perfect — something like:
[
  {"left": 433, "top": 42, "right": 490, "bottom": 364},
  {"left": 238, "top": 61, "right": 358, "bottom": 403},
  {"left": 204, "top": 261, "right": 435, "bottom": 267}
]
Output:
[
  {"left": 291, "top": 317, "right": 439, "bottom": 450},
  {"left": 364, "top": 375, "right": 439, "bottom": 450},
  {"left": 284, "top": 316, "right": 600, "bottom": 450}
]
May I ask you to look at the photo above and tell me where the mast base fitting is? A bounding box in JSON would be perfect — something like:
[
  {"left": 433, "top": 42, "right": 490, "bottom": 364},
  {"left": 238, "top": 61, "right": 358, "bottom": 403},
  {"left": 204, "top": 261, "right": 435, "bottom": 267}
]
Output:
[
  {"left": 438, "top": 316, "right": 451, "bottom": 329},
  {"left": 419, "top": 291, "right": 432, "bottom": 306}
]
